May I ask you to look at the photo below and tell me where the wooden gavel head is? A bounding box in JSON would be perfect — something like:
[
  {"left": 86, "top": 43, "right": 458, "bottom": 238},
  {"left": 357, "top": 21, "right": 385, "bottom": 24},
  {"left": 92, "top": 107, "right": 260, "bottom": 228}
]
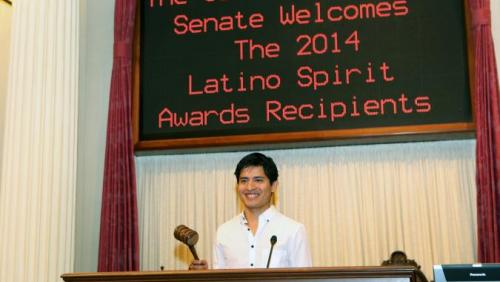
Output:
[{"left": 173, "top": 225, "right": 199, "bottom": 246}]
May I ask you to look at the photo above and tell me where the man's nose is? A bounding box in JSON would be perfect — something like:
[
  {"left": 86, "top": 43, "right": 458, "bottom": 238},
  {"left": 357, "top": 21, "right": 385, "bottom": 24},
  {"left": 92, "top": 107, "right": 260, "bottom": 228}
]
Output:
[{"left": 245, "top": 180, "right": 256, "bottom": 189}]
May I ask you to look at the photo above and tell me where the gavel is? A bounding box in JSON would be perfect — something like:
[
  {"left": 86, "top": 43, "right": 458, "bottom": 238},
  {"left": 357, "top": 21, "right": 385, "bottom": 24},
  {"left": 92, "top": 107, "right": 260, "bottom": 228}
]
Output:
[{"left": 173, "top": 225, "right": 200, "bottom": 260}]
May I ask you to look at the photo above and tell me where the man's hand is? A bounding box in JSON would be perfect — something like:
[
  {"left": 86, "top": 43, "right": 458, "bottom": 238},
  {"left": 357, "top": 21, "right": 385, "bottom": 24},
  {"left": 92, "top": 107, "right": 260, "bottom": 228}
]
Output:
[{"left": 189, "top": 259, "right": 208, "bottom": 270}]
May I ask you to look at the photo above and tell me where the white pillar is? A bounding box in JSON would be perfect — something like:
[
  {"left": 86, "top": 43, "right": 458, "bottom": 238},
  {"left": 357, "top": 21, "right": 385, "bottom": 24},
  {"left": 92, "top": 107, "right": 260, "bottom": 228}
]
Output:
[
  {"left": 0, "top": 2, "right": 13, "bottom": 180},
  {"left": 0, "top": 0, "right": 79, "bottom": 281}
]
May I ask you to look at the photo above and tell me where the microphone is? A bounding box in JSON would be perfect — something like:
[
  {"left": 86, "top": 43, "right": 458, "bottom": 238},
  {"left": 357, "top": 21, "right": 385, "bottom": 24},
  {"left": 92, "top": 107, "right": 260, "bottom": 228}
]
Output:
[
  {"left": 266, "top": 235, "right": 277, "bottom": 268},
  {"left": 173, "top": 225, "right": 200, "bottom": 260}
]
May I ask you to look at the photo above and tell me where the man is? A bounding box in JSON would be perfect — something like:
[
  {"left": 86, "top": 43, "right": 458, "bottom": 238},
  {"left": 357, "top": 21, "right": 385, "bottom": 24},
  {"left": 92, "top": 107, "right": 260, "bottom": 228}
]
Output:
[{"left": 190, "top": 152, "right": 312, "bottom": 269}]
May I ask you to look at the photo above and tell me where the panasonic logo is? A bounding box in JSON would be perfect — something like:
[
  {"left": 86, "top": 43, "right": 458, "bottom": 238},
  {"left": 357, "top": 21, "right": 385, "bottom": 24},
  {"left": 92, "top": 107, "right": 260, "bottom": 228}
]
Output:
[{"left": 470, "top": 273, "right": 487, "bottom": 277}]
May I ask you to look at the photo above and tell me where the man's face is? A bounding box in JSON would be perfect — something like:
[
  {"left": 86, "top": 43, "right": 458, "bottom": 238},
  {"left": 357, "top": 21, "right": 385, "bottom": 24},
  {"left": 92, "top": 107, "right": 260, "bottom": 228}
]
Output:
[{"left": 237, "top": 166, "right": 277, "bottom": 214}]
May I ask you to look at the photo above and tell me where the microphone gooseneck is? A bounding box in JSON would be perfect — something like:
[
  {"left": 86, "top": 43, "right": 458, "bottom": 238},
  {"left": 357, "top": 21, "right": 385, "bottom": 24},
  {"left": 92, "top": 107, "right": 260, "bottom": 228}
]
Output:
[{"left": 266, "top": 235, "right": 277, "bottom": 268}]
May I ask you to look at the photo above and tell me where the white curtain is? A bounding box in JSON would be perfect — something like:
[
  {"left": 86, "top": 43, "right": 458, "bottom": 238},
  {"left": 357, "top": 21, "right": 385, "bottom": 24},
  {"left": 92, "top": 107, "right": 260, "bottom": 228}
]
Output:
[
  {"left": 136, "top": 139, "right": 476, "bottom": 279},
  {"left": 0, "top": 0, "right": 79, "bottom": 281}
]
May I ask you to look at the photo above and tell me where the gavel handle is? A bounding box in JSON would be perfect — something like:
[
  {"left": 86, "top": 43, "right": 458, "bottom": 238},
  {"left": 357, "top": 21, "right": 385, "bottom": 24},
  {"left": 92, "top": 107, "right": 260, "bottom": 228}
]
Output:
[{"left": 189, "top": 245, "right": 200, "bottom": 260}]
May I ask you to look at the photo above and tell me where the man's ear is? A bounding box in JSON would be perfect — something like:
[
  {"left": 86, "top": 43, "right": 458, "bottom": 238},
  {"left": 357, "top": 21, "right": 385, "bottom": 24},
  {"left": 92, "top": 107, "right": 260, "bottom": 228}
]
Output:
[{"left": 271, "top": 180, "right": 278, "bottom": 193}]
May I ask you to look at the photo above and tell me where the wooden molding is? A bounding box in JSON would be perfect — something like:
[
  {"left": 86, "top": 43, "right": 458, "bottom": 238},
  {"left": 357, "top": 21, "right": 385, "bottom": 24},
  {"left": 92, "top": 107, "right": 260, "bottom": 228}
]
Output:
[{"left": 135, "top": 122, "right": 474, "bottom": 151}]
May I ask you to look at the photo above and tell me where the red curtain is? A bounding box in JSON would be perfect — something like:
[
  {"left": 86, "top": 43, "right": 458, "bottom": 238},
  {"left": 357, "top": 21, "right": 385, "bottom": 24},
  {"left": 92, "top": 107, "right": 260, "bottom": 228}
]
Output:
[
  {"left": 98, "top": 0, "right": 139, "bottom": 271},
  {"left": 469, "top": 0, "right": 500, "bottom": 262}
]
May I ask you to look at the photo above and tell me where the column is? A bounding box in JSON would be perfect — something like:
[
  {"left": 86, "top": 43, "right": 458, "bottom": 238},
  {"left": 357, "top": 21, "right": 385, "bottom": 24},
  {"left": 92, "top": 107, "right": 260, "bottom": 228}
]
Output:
[{"left": 0, "top": 0, "right": 79, "bottom": 281}]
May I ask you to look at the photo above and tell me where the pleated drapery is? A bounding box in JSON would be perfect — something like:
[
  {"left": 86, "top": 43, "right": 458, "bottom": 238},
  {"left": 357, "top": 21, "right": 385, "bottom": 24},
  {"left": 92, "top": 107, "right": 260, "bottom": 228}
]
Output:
[
  {"left": 98, "top": 0, "right": 140, "bottom": 272},
  {"left": 136, "top": 140, "right": 476, "bottom": 279},
  {"left": 468, "top": 0, "right": 500, "bottom": 262}
]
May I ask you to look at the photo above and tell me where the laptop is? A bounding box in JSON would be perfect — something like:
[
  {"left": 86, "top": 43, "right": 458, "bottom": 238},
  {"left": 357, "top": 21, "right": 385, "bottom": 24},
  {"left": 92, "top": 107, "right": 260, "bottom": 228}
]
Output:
[{"left": 434, "top": 264, "right": 500, "bottom": 282}]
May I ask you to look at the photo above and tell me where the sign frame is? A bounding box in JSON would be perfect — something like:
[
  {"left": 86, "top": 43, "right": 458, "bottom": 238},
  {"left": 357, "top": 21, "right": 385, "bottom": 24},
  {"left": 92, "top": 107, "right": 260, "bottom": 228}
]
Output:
[{"left": 132, "top": 0, "right": 475, "bottom": 152}]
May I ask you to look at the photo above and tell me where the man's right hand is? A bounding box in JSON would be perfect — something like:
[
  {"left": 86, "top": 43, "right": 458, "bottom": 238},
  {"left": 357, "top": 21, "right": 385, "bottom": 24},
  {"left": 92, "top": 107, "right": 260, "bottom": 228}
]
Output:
[{"left": 189, "top": 259, "right": 208, "bottom": 270}]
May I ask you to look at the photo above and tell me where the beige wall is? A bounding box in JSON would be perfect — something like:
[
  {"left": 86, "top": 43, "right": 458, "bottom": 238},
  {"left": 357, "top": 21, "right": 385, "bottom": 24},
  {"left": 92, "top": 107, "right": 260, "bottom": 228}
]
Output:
[
  {"left": 0, "top": 1, "right": 12, "bottom": 185},
  {"left": 75, "top": 0, "right": 114, "bottom": 272}
]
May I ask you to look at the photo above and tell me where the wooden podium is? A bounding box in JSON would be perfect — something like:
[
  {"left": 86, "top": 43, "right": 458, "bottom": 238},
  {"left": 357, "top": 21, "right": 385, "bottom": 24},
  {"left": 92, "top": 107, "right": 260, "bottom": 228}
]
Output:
[{"left": 61, "top": 266, "right": 422, "bottom": 282}]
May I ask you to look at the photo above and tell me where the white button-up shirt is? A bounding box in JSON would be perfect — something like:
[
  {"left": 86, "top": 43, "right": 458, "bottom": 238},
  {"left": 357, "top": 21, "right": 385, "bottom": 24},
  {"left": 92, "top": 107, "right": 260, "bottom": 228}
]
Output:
[{"left": 213, "top": 206, "right": 312, "bottom": 269}]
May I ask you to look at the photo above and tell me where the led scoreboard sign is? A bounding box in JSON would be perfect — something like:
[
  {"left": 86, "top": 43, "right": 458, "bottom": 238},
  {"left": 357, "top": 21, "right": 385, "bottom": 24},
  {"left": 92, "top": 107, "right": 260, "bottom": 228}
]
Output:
[{"left": 134, "top": 0, "right": 473, "bottom": 151}]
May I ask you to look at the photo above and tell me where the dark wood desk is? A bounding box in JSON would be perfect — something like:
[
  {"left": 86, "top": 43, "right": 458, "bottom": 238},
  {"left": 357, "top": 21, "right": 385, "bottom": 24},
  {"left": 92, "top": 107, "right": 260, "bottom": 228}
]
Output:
[{"left": 62, "top": 266, "right": 421, "bottom": 282}]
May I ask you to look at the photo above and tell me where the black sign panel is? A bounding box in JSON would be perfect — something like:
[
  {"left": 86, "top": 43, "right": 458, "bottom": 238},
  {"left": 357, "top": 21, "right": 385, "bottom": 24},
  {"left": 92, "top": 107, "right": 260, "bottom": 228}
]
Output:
[{"left": 137, "top": 0, "right": 472, "bottom": 149}]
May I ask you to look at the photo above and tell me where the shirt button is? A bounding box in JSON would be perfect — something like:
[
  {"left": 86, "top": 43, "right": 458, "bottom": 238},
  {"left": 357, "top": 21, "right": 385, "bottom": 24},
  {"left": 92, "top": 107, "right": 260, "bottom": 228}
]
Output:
[
  {"left": 251, "top": 245, "right": 254, "bottom": 248},
  {"left": 250, "top": 263, "right": 254, "bottom": 266}
]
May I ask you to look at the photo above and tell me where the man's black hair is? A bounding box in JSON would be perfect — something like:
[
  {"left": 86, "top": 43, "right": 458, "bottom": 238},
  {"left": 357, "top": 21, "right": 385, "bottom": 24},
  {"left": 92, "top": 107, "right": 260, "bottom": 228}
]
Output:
[{"left": 234, "top": 152, "right": 279, "bottom": 184}]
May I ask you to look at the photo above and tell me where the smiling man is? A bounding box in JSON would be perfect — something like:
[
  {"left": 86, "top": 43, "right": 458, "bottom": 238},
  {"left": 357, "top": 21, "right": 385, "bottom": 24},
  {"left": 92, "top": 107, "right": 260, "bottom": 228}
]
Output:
[{"left": 190, "top": 152, "right": 312, "bottom": 269}]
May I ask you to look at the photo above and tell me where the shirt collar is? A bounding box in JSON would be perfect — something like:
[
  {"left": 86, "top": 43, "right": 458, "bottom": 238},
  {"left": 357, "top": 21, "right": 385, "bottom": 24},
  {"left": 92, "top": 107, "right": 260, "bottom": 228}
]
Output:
[{"left": 239, "top": 205, "right": 278, "bottom": 226}]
